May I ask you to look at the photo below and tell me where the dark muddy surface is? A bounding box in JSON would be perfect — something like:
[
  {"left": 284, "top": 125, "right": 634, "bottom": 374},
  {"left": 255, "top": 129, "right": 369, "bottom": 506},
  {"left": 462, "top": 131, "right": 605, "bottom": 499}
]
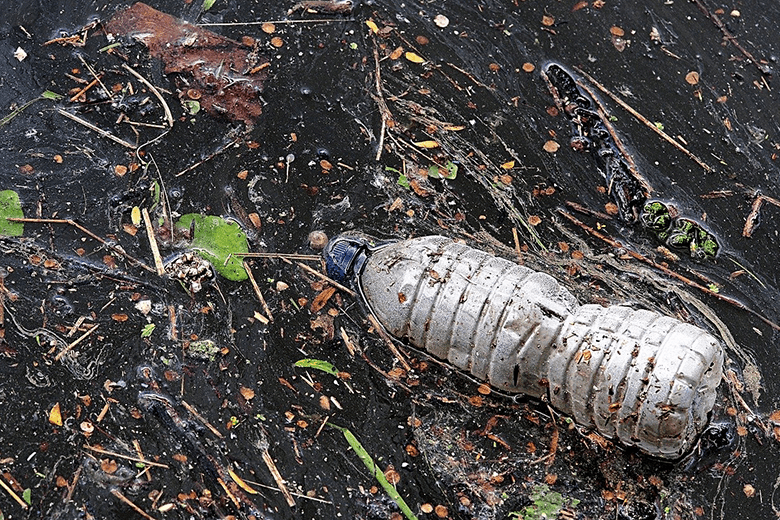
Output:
[{"left": 1, "top": 1, "right": 780, "bottom": 519}]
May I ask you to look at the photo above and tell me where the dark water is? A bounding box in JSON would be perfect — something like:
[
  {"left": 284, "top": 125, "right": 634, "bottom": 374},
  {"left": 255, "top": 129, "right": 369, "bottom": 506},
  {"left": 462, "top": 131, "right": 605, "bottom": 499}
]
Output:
[{"left": 1, "top": 1, "right": 779, "bottom": 519}]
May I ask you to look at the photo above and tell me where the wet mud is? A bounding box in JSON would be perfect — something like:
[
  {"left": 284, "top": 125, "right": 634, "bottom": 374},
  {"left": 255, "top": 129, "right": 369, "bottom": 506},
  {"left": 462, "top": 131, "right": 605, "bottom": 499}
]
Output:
[{"left": 1, "top": 1, "right": 780, "bottom": 519}]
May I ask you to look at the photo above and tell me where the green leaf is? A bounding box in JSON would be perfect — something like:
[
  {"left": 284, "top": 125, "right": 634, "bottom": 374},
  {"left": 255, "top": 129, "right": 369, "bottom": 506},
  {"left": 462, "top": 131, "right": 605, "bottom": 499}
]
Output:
[
  {"left": 41, "top": 90, "right": 63, "bottom": 100},
  {"left": 22, "top": 488, "right": 31, "bottom": 506},
  {"left": 141, "top": 323, "right": 156, "bottom": 338},
  {"left": 183, "top": 100, "right": 200, "bottom": 115},
  {"left": 294, "top": 358, "right": 340, "bottom": 377},
  {"left": 328, "top": 424, "right": 419, "bottom": 520},
  {"left": 427, "top": 165, "right": 440, "bottom": 179},
  {"left": 397, "top": 174, "right": 410, "bottom": 188},
  {"left": 175, "top": 214, "right": 249, "bottom": 281},
  {"left": 0, "top": 190, "right": 24, "bottom": 236},
  {"left": 203, "top": 0, "right": 216, "bottom": 10},
  {"left": 441, "top": 160, "right": 458, "bottom": 179}
]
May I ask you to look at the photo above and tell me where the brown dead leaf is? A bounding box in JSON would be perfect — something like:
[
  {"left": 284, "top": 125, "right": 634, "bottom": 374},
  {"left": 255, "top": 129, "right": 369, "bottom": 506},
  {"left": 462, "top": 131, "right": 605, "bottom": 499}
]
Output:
[
  {"left": 100, "top": 459, "right": 118, "bottom": 474},
  {"left": 229, "top": 468, "right": 259, "bottom": 494},
  {"left": 310, "top": 314, "right": 335, "bottom": 340},
  {"left": 49, "top": 403, "right": 63, "bottom": 426},
  {"left": 239, "top": 386, "right": 255, "bottom": 400},
  {"left": 528, "top": 215, "right": 542, "bottom": 226},
  {"left": 389, "top": 46, "right": 404, "bottom": 60},
  {"left": 311, "top": 286, "right": 336, "bottom": 313},
  {"left": 685, "top": 71, "right": 700, "bottom": 85},
  {"left": 501, "top": 160, "right": 515, "bottom": 169}
]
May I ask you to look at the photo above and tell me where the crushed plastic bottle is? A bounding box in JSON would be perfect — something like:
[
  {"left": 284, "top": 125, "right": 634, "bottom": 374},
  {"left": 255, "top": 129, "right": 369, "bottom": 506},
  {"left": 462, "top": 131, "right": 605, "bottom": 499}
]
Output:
[{"left": 324, "top": 234, "right": 724, "bottom": 460}]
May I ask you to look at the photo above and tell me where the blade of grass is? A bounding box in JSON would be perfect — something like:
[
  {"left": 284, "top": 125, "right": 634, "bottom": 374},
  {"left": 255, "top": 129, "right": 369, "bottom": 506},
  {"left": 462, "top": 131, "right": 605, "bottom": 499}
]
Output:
[{"left": 328, "top": 424, "right": 419, "bottom": 520}]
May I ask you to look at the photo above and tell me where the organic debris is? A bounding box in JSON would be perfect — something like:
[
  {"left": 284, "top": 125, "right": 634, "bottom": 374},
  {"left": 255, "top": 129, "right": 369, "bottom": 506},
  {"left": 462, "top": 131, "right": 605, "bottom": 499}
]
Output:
[{"left": 104, "top": 2, "right": 269, "bottom": 126}]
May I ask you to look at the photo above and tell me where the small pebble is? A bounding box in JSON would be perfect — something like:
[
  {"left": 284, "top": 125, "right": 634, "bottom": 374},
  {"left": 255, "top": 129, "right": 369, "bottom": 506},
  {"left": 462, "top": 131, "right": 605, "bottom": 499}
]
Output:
[
  {"left": 434, "top": 14, "right": 449, "bottom": 28},
  {"left": 309, "top": 230, "right": 328, "bottom": 250}
]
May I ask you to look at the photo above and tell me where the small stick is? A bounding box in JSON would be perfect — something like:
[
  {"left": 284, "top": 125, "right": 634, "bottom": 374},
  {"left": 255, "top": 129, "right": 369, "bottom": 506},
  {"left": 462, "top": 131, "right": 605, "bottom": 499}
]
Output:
[
  {"left": 142, "top": 208, "right": 165, "bottom": 275},
  {"left": 340, "top": 327, "right": 356, "bottom": 356},
  {"left": 243, "top": 261, "right": 274, "bottom": 322},
  {"left": 122, "top": 64, "right": 174, "bottom": 128},
  {"left": 511, "top": 227, "right": 523, "bottom": 263},
  {"left": 242, "top": 477, "right": 333, "bottom": 503},
  {"left": 199, "top": 18, "right": 345, "bottom": 26},
  {"left": 559, "top": 209, "right": 780, "bottom": 331},
  {"left": 83, "top": 445, "right": 170, "bottom": 468},
  {"left": 261, "top": 449, "right": 296, "bottom": 508},
  {"left": 575, "top": 79, "right": 653, "bottom": 195},
  {"left": 367, "top": 313, "right": 412, "bottom": 372},
  {"left": 111, "top": 489, "right": 157, "bottom": 520},
  {"left": 371, "top": 40, "right": 392, "bottom": 161},
  {"left": 690, "top": 0, "right": 771, "bottom": 77},
  {"left": 78, "top": 54, "right": 113, "bottom": 101},
  {"left": 564, "top": 200, "right": 614, "bottom": 220},
  {"left": 446, "top": 62, "right": 490, "bottom": 89},
  {"left": 57, "top": 109, "right": 136, "bottom": 149},
  {"left": 168, "top": 305, "right": 178, "bottom": 341},
  {"left": 216, "top": 477, "right": 241, "bottom": 508},
  {"left": 65, "top": 464, "right": 81, "bottom": 502},
  {"left": 69, "top": 76, "right": 101, "bottom": 102},
  {"left": 133, "top": 440, "right": 153, "bottom": 481},
  {"left": 231, "top": 252, "right": 320, "bottom": 261},
  {"left": 181, "top": 400, "right": 224, "bottom": 439},
  {"left": 0, "top": 476, "right": 28, "bottom": 509},
  {"left": 296, "top": 261, "right": 356, "bottom": 297},
  {"left": 174, "top": 138, "right": 241, "bottom": 177},
  {"left": 9, "top": 217, "right": 155, "bottom": 273},
  {"left": 54, "top": 323, "right": 99, "bottom": 362},
  {"left": 572, "top": 67, "right": 713, "bottom": 173},
  {"left": 743, "top": 195, "right": 763, "bottom": 238},
  {"left": 96, "top": 400, "right": 111, "bottom": 422}
]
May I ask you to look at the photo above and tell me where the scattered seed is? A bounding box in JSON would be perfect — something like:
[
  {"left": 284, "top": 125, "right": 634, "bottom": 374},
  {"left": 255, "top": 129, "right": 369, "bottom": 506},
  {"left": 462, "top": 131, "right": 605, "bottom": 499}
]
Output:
[
  {"left": 389, "top": 46, "right": 404, "bottom": 60},
  {"left": 610, "top": 26, "right": 625, "bottom": 37},
  {"left": 434, "top": 14, "right": 449, "bottom": 28},
  {"left": 542, "top": 15, "right": 555, "bottom": 27},
  {"left": 262, "top": 22, "right": 275, "bottom": 34},
  {"left": 114, "top": 164, "right": 128, "bottom": 176},
  {"left": 528, "top": 215, "right": 542, "bottom": 226},
  {"left": 543, "top": 140, "right": 560, "bottom": 153},
  {"left": 685, "top": 71, "right": 700, "bottom": 85},
  {"left": 405, "top": 51, "right": 425, "bottom": 64},
  {"left": 522, "top": 62, "right": 535, "bottom": 73},
  {"left": 416, "top": 35, "right": 429, "bottom": 45},
  {"left": 271, "top": 36, "right": 283, "bottom": 48}
]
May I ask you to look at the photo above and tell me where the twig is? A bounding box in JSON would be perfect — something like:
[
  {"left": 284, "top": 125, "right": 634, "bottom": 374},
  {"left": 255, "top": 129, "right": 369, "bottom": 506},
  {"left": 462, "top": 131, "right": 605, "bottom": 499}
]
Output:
[
  {"left": 564, "top": 200, "right": 613, "bottom": 220},
  {"left": 511, "top": 227, "right": 523, "bottom": 264},
  {"left": 83, "top": 445, "right": 170, "bottom": 468},
  {"left": 133, "top": 440, "right": 153, "bottom": 481},
  {"left": 367, "top": 313, "right": 412, "bottom": 372},
  {"left": 690, "top": 0, "right": 771, "bottom": 77},
  {"left": 558, "top": 209, "right": 780, "bottom": 331},
  {"left": 0, "top": 476, "right": 28, "bottom": 509},
  {"left": 174, "top": 138, "right": 241, "bottom": 177},
  {"left": 446, "top": 62, "right": 490, "bottom": 89},
  {"left": 111, "top": 489, "right": 157, "bottom": 520},
  {"left": 230, "top": 251, "right": 320, "bottom": 261},
  {"left": 243, "top": 261, "right": 274, "bottom": 322},
  {"left": 371, "top": 39, "right": 392, "bottom": 161},
  {"left": 198, "top": 18, "right": 347, "bottom": 26},
  {"left": 743, "top": 193, "right": 780, "bottom": 237},
  {"left": 78, "top": 54, "right": 113, "bottom": 101},
  {"left": 181, "top": 400, "right": 224, "bottom": 439},
  {"left": 216, "top": 477, "right": 241, "bottom": 509},
  {"left": 296, "top": 261, "right": 356, "bottom": 297},
  {"left": 8, "top": 217, "right": 155, "bottom": 273},
  {"left": 57, "top": 108, "right": 137, "bottom": 149},
  {"left": 142, "top": 208, "right": 165, "bottom": 275},
  {"left": 122, "top": 64, "right": 174, "bottom": 127},
  {"left": 54, "top": 323, "right": 99, "bottom": 362},
  {"left": 261, "top": 449, "right": 296, "bottom": 508},
  {"left": 242, "top": 477, "right": 333, "bottom": 503},
  {"left": 572, "top": 66, "right": 713, "bottom": 173},
  {"left": 65, "top": 464, "right": 81, "bottom": 502},
  {"left": 69, "top": 75, "right": 101, "bottom": 102},
  {"left": 575, "top": 79, "right": 653, "bottom": 195}
]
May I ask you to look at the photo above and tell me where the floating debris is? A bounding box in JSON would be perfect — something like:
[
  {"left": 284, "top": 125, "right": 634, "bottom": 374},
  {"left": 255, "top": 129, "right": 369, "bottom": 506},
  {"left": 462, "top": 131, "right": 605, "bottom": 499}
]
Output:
[{"left": 104, "top": 2, "right": 269, "bottom": 126}]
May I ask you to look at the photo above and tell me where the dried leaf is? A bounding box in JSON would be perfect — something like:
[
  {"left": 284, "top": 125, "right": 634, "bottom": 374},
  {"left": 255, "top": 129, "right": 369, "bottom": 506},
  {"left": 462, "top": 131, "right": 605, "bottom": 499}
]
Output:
[
  {"left": 311, "top": 286, "right": 336, "bottom": 313},
  {"left": 389, "top": 46, "right": 404, "bottom": 60},
  {"left": 685, "top": 71, "right": 700, "bottom": 85},
  {"left": 365, "top": 20, "right": 379, "bottom": 34},
  {"left": 131, "top": 206, "right": 141, "bottom": 226},
  {"left": 49, "top": 403, "right": 63, "bottom": 426},
  {"left": 413, "top": 140, "right": 439, "bottom": 148},
  {"left": 228, "top": 468, "right": 259, "bottom": 494},
  {"left": 501, "top": 160, "right": 515, "bottom": 169},
  {"left": 239, "top": 386, "right": 255, "bottom": 400},
  {"left": 405, "top": 51, "right": 425, "bottom": 64}
]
